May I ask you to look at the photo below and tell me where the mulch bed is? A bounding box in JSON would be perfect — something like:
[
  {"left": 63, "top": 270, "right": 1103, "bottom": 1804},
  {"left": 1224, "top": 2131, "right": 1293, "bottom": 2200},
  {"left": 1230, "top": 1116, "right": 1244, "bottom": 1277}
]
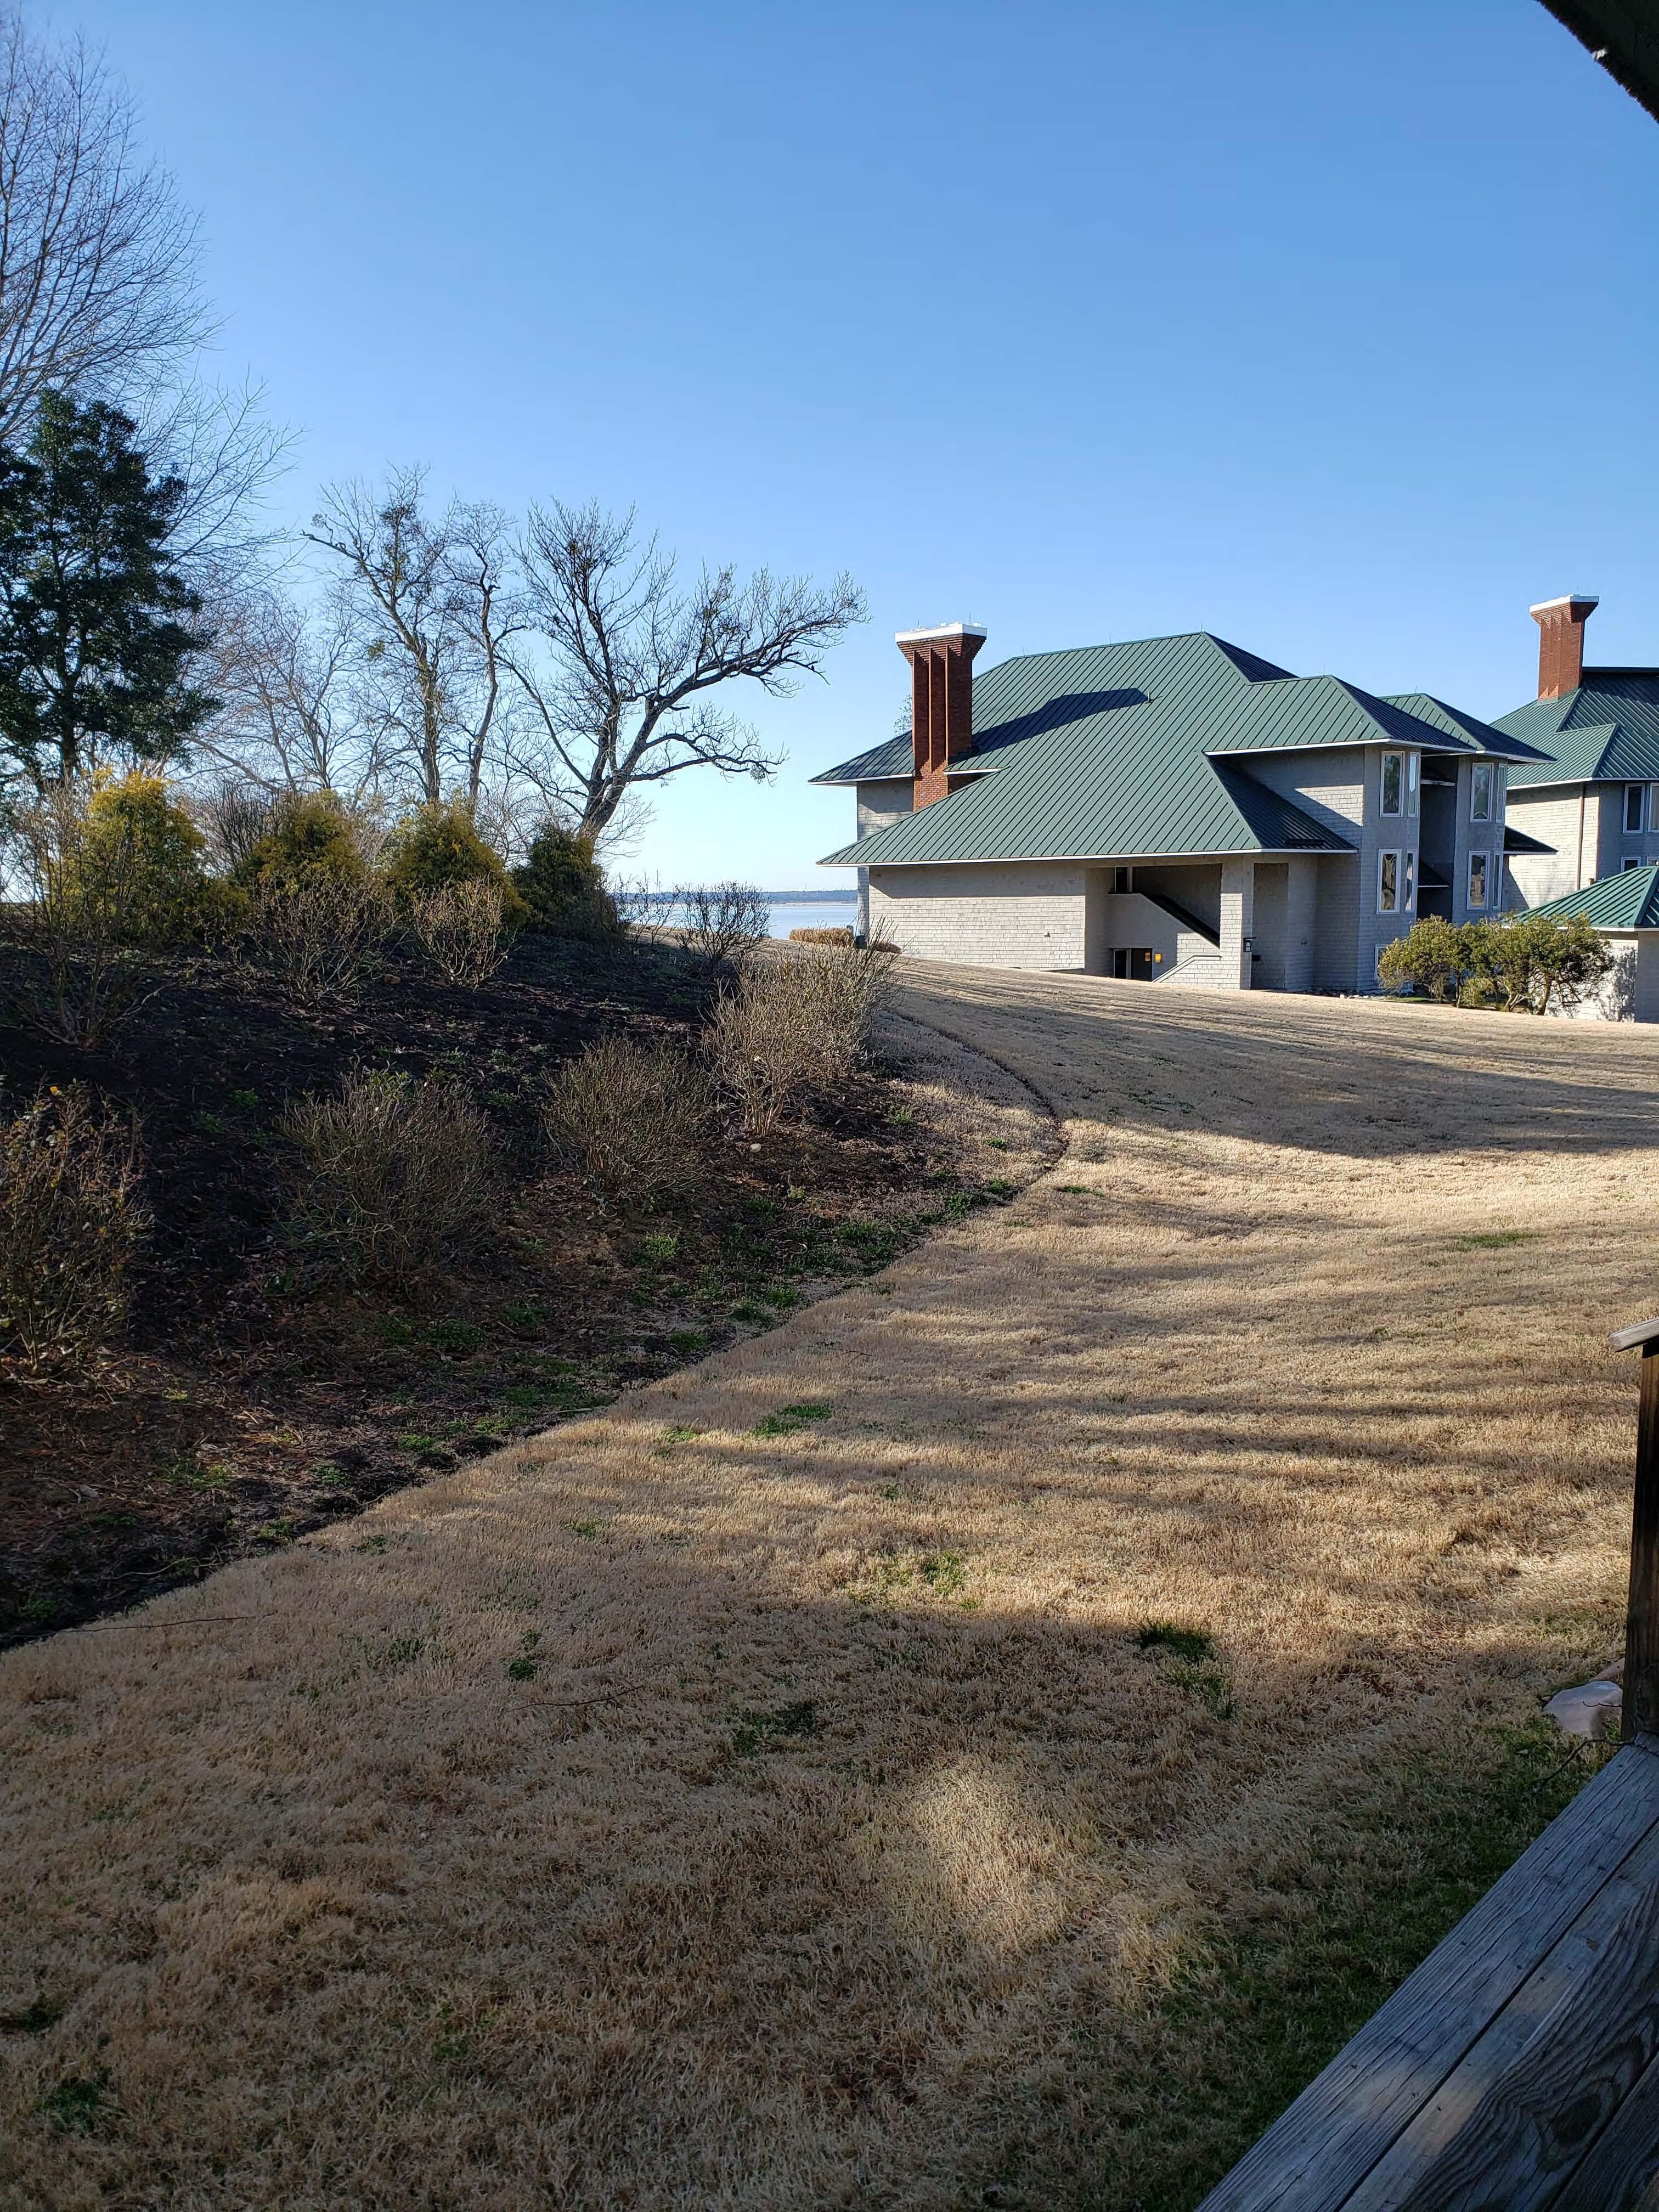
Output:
[{"left": 0, "top": 933, "right": 1000, "bottom": 1648}]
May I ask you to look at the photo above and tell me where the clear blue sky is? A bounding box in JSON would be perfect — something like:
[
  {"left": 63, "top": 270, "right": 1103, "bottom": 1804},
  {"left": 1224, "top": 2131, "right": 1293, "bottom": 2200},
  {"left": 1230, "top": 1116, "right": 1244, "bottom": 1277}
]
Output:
[{"left": 57, "top": 0, "right": 1659, "bottom": 888}]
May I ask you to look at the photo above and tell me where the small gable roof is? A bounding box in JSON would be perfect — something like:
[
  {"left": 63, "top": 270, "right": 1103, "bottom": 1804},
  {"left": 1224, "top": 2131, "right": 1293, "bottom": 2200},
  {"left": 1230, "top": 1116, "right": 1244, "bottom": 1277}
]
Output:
[
  {"left": 1494, "top": 671, "right": 1659, "bottom": 788},
  {"left": 1523, "top": 864, "right": 1659, "bottom": 932}
]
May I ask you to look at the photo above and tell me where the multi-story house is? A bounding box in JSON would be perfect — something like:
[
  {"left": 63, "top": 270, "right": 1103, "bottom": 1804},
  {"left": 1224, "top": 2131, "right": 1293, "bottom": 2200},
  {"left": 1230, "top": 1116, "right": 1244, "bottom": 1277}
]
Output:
[
  {"left": 816, "top": 621, "right": 1544, "bottom": 991},
  {"left": 1493, "top": 595, "right": 1659, "bottom": 905}
]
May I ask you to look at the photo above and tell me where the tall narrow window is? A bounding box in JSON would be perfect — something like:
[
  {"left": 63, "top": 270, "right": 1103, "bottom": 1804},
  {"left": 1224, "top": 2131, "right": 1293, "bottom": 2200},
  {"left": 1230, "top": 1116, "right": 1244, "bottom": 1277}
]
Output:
[
  {"left": 1471, "top": 763, "right": 1494, "bottom": 822},
  {"left": 1468, "top": 850, "right": 1488, "bottom": 909},
  {"left": 1489, "top": 854, "right": 1503, "bottom": 911},
  {"left": 1379, "top": 850, "right": 1400, "bottom": 912},
  {"left": 1407, "top": 752, "right": 1420, "bottom": 817},
  {"left": 1381, "top": 753, "right": 1403, "bottom": 815},
  {"left": 1626, "top": 783, "right": 1647, "bottom": 833},
  {"left": 1403, "top": 850, "right": 1416, "bottom": 910}
]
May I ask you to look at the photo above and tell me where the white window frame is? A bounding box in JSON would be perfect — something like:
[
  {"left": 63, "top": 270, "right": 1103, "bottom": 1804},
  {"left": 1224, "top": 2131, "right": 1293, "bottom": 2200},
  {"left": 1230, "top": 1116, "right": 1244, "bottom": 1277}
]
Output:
[
  {"left": 1378, "top": 849, "right": 1401, "bottom": 913},
  {"left": 1626, "top": 783, "right": 1647, "bottom": 834},
  {"left": 1403, "top": 850, "right": 1417, "bottom": 911},
  {"left": 1381, "top": 753, "right": 1404, "bottom": 817},
  {"left": 1471, "top": 762, "right": 1494, "bottom": 823},
  {"left": 1489, "top": 852, "right": 1503, "bottom": 911},
  {"left": 1468, "top": 849, "right": 1488, "bottom": 910},
  {"left": 1407, "top": 752, "right": 1420, "bottom": 818},
  {"left": 1624, "top": 857, "right": 1647, "bottom": 873}
]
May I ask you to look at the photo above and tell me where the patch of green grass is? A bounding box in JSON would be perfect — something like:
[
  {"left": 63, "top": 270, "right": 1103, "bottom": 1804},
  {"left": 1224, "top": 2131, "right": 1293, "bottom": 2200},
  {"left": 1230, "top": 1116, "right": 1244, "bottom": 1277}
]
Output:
[
  {"left": 253, "top": 1520, "right": 296, "bottom": 1544},
  {"left": 655, "top": 1425, "right": 704, "bottom": 1454},
  {"left": 838, "top": 1217, "right": 901, "bottom": 1266},
  {"left": 983, "top": 1178, "right": 1018, "bottom": 1198},
  {"left": 375, "top": 1314, "right": 418, "bottom": 1347},
  {"left": 395, "top": 1432, "right": 439, "bottom": 1453},
  {"left": 1058, "top": 1183, "right": 1097, "bottom": 1195},
  {"left": 428, "top": 1318, "right": 484, "bottom": 1355},
  {"left": 36, "top": 2069, "right": 110, "bottom": 2134},
  {"left": 1453, "top": 1229, "right": 1538, "bottom": 1250},
  {"left": 918, "top": 1549, "right": 967, "bottom": 1598},
  {"left": 1124, "top": 1724, "right": 1600, "bottom": 2210},
  {"left": 569, "top": 1519, "right": 603, "bottom": 1540},
  {"left": 499, "top": 1301, "right": 546, "bottom": 1334},
  {"left": 731, "top": 1699, "right": 818, "bottom": 1757},
  {"left": 639, "top": 1231, "right": 679, "bottom": 1264},
  {"left": 752, "top": 1401, "right": 832, "bottom": 1438},
  {"left": 376, "top": 1635, "right": 425, "bottom": 1670},
  {"left": 229, "top": 1087, "right": 259, "bottom": 1110},
  {"left": 986, "top": 1136, "right": 1009, "bottom": 1150},
  {"left": 887, "top": 1107, "right": 914, "bottom": 1126},
  {"left": 729, "top": 1299, "right": 771, "bottom": 1324},
  {"left": 669, "top": 1328, "right": 709, "bottom": 1358},
  {"left": 311, "top": 1461, "right": 348, "bottom": 1486},
  {"left": 1139, "top": 1621, "right": 1232, "bottom": 1717},
  {"left": 761, "top": 1284, "right": 804, "bottom": 1311},
  {"left": 506, "top": 1629, "right": 540, "bottom": 1681},
  {"left": 195, "top": 1110, "right": 228, "bottom": 1136},
  {"left": 163, "top": 1454, "right": 231, "bottom": 1492}
]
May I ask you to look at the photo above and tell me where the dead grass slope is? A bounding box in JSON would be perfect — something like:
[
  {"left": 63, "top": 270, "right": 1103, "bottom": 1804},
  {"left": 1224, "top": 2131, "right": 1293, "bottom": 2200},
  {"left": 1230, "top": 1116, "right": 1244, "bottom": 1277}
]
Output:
[{"left": 3, "top": 973, "right": 1656, "bottom": 2210}]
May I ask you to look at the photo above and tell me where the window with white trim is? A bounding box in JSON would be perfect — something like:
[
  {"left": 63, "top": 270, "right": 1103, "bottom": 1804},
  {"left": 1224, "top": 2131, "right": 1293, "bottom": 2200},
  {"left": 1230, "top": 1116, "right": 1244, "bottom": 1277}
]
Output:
[
  {"left": 1489, "top": 853, "right": 1503, "bottom": 911},
  {"left": 1379, "top": 850, "right": 1400, "bottom": 912},
  {"left": 1625, "top": 858, "right": 1647, "bottom": 872},
  {"left": 1381, "top": 753, "right": 1403, "bottom": 816},
  {"left": 1468, "top": 850, "right": 1488, "bottom": 909},
  {"left": 1403, "top": 850, "right": 1417, "bottom": 910},
  {"left": 1471, "top": 762, "right": 1494, "bottom": 822},
  {"left": 1626, "top": 783, "right": 1647, "bottom": 833},
  {"left": 1407, "top": 752, "right": 1420, "bottom": 817}
]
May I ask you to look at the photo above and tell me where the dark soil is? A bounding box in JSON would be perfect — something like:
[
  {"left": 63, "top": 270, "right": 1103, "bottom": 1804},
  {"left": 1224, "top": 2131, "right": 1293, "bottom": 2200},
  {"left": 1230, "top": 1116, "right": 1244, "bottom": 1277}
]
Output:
[{"left": 0, "top": 933, "right": 1019, "bottom": 1648}]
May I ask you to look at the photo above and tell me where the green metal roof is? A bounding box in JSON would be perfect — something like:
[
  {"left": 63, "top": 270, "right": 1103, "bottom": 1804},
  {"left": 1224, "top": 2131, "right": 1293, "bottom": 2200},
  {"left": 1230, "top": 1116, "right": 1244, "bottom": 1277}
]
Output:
[
  {"left": 1523, "top": 864, "right": 1659, "bottom": 932},
  {"left": 1493, "top": 670, "right": 1659, "bottom": 788},
  {"left": 819, "top": 630, "right": 1533, "bottom": 872},
  {"left": 1382, "top": 693, "right": 1550, "bottom": 760}
]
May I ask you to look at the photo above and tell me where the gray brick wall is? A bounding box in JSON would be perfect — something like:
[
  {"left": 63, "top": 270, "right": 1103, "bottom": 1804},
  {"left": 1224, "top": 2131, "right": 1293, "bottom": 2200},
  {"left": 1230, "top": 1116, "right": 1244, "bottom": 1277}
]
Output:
[{"left": 868, "top": 862, "right": 1087, "bottom": 968}]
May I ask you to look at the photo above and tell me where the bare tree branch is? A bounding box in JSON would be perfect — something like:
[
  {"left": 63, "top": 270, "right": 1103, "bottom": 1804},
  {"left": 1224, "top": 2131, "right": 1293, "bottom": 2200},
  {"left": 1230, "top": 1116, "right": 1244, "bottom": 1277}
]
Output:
[
  {"left": 0, "top": 14, "right": 210, "bottom": 441},
  {"left": 510, "top": 500, "right": 866, "bottom": 838}
]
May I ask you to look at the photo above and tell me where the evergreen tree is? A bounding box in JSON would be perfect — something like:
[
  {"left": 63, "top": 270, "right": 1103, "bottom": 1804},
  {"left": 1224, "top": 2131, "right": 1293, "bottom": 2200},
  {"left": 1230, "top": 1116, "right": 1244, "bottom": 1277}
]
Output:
[{"left": 0, "top": 391, "right": 214, "bottom": 787}]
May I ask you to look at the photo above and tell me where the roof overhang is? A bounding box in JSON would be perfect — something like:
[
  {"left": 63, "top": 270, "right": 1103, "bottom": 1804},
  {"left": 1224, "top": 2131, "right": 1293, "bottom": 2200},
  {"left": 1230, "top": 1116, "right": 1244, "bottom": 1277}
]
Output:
[
  {"left": 1539, "top": 2, "right": 1659, "bottom": 123},
  {"left": 820, "top": 843, "right": 1352, "bottom": 871}
]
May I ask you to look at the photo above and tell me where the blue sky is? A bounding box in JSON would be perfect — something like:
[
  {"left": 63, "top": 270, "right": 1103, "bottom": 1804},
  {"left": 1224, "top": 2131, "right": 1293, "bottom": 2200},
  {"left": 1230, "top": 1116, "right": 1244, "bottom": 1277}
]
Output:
[{"left": 57, "top": 0, "right": 1659, "bottom": 888}]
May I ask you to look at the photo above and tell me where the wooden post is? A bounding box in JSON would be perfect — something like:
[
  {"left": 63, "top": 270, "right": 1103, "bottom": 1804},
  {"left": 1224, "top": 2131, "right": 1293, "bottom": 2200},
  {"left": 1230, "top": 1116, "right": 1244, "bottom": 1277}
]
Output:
[{"left": 1609, "top": 1314, "right": 1659, "bottom": 1741}]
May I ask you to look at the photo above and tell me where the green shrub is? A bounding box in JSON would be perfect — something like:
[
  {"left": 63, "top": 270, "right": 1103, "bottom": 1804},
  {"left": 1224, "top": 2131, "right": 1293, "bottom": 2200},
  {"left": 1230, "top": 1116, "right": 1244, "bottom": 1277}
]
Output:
[
  {"left": 232, "top": 789, "right": 369, "bottom": 891},
  {"left": 280, "top": 1070, "right": 497, "bottom": 1287},
  {"left": 511, "top": 823, "right": 620, "bottom": 938},
  {"left": 380, "top": 798, "right": 526, "bottom": 921},
  {"left": 76, "top": 771, "right": 208, "bottom": 942},
  {"left": 1383, "top": 912, "right": 1613, "bottom": 1017},
  {"left": 5, "top": 778, "right": 172, "bottom": 1046},
  {"left": 1378, "top": 915, "right": 1472, "bottom": 1004},
  {"left": 0, "top": 1085, "right": 147, "bottom": 1374}
]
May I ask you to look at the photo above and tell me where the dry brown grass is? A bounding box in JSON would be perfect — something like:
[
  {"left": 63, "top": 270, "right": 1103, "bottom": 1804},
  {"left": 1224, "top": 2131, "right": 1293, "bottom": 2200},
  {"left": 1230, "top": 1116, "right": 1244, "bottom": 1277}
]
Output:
[{"left": 2, "top": 972, "right": 1657, "bottom": 2207}]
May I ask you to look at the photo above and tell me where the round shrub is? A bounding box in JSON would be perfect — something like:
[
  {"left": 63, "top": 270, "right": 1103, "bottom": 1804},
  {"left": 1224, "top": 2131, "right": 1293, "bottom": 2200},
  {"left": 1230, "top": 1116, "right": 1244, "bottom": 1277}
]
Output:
[
  {"left": 75, "top": 770, "right": 208, "bottom": 944},
  {"left": 511, "top": 823, "right": 619, "bottom": 939},
  {"left": 233, "top": 789, "right": 369, "bottom": 891},
  {"left": 381, "top": 799, "right": 525, "bottom": 921}
]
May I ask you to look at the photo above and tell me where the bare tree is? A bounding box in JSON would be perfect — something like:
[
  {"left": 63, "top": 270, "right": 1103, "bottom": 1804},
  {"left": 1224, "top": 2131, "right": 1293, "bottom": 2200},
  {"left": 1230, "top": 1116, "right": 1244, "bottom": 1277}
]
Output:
[
  {"left": 196, "top": 582, "right": 379, "bottom": 799},
  {"left": 306, "top": 470, "right": 520, "bottom": 808},
  {"left": 0, "top": 15, "right": 208, "bottom": 441},
  {"left": 510, "top": 501, "right": 866, "bottom": 839}
]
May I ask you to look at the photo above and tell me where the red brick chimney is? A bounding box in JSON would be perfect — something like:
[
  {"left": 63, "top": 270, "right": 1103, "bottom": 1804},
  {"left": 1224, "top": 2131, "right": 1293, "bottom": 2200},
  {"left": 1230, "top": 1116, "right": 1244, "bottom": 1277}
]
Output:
[
  {"left": 1530, "top": 593, "right": 1598, "bottom": 701},
  {"left": 898, "top": 621, "right": 987, "bottom": 808}
]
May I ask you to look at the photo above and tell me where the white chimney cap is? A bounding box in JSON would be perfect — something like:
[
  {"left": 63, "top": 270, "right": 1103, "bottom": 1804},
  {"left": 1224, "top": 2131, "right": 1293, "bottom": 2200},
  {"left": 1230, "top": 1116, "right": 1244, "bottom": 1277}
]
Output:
[
  {"left": 1528, "top": 594, "right": 1599, "bottom": 616},
  {"left": 894, "top": 620, "right": 988, "bottom": 646}
]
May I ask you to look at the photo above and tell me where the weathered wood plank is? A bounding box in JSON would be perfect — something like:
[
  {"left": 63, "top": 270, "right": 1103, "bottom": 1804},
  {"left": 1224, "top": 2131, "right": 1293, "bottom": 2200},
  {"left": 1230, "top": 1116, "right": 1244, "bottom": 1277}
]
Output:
[
  {"left": 1386, "top": 1880, "right": 1659, "bottom": 2210},
  {"left": 1552, "top": 2049, "right": 1659, "bottom": 2212},
  {"left": 1342, "top": 1818, "right": 1659, "bottom": 2207},
  {"left": 1194, "top": 1741, "right": 1659, "bottom": 2212}
]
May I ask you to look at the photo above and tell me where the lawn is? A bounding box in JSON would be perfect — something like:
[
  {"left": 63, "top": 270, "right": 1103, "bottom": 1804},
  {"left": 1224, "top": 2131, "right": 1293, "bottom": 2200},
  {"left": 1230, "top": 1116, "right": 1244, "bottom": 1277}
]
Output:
[{"left": 2, "top": 970, "right": 1654, "bottom": 2209}]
